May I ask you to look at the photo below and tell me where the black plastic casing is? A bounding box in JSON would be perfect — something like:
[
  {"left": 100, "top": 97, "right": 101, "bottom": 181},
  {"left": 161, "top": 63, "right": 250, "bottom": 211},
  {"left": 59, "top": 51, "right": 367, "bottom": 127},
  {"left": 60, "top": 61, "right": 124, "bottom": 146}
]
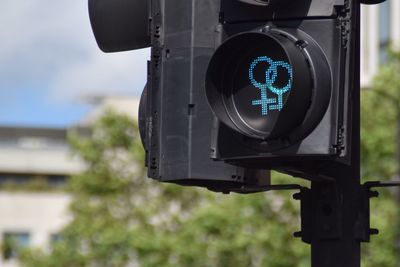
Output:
[
  {"left": 143, "top": 0, "right": 352, "bottom": 187},
  {"left": 89, "top": 0, "right": 150, "bottom": 52},
  {"left": 207, "top": 1, "right": 354, "bottom": 178},
  {"left": 144, "top": 0, "right": 273, "bottom": 191}
]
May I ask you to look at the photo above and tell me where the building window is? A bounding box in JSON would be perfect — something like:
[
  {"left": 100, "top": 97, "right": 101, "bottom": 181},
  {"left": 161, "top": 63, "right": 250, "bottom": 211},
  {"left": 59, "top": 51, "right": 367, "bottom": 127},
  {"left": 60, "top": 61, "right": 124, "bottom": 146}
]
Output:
[
  {"left": 47, "top": 175, "right": 68, "bottom": 187},
  {"left": 50, "top": 233, "right": 61, "bottom": 245},
  {"left": 2, "top": 232, "right": 30, "bottom": 260},
  {"left": 0, "top": 174, "right": 68, "bottom": 190}
]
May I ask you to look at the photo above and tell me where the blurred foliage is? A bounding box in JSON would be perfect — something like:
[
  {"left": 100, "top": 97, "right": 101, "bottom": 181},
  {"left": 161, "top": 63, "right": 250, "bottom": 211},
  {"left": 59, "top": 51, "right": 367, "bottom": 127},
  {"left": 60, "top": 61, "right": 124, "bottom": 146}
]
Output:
[
  {"left": 1, "top": 235, "right": 16, "bottom": 260},
  {"left": 360, "top": 48, "right": 400, "bottom": 267},
  {"left": 19, "top": 110, "right": 308, "bottom": 267},
  {"left": 361, "top": 49, "right": 400, "bottom": 180},
  {"left": 19, "top": 50, "right": 400, "bottom": 267}
]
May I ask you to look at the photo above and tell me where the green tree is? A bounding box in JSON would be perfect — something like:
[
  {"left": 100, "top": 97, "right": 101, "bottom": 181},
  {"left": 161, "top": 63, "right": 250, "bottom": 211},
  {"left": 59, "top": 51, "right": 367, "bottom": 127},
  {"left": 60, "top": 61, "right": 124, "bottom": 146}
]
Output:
[
  {"left": 360, "top": 49, "right": 400, "bottom": 267},
  {"left": 361, "top": 50, "right": 400, "bottom": 180},
  {"left": 20, "top": 110, "right": 308, "bottom": 267}
]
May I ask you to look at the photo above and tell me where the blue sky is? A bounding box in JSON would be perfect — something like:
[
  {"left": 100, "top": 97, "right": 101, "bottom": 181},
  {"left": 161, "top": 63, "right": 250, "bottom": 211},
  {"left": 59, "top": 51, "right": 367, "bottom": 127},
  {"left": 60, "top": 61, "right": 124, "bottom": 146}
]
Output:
[{"left": 0, "top": 0, "right": 149, "bottom": 127}]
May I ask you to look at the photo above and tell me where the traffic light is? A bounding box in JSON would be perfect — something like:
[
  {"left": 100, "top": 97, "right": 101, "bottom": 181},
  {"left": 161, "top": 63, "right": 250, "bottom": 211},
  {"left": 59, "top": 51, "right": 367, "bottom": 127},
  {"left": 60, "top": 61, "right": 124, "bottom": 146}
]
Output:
[
  {"left": 89, "top": 0, "right": 360, "bottom": 190},
  {"left": 88, "top": 0, "right": 150, "bottom": 52},
  {"left": 89, "top": 0, "right": 271, "bottom": 192},
  {"left": 205, "top": 0, "right": 355, "bottom": 178}
]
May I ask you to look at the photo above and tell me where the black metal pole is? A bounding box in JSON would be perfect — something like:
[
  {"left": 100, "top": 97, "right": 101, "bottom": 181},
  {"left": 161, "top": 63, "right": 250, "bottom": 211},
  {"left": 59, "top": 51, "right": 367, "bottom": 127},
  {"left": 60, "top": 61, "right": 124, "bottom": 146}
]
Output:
[
  {"left": 310, "top": 1, "right": 361, "bottom": 266},
  {"left": 310, "top": 177, "right": 361, "bottom": 267}
]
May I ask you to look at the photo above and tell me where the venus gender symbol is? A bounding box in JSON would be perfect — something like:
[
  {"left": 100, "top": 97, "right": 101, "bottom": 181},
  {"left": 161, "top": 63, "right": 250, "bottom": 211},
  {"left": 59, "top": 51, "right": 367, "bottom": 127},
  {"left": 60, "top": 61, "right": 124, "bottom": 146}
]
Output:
[{"left": 249, "top": 56, "right": 293, "bottom": 116}]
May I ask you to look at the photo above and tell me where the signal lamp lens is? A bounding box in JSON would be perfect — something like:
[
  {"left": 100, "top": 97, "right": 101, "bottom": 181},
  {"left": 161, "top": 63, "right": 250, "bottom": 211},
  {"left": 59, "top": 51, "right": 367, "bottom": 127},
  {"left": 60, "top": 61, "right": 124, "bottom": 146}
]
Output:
[{"left": 206, "top": 31, "right": 313, "bottom": 140}]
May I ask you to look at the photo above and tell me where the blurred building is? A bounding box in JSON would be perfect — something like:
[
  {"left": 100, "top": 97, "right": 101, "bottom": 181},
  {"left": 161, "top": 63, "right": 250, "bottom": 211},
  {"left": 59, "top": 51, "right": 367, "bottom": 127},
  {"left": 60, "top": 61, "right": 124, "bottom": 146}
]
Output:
[
  {"left": 361, "top": 1, "right": 400, "bottom": 87},
  {"left": 0, "top": 96, "right": 139, "bottom": 267},
  {"left": 77, "top": 95, "right": 140, "bottom": 127},
  {"left": 0, "top": 127, "right": 80, "bottom": 267}
]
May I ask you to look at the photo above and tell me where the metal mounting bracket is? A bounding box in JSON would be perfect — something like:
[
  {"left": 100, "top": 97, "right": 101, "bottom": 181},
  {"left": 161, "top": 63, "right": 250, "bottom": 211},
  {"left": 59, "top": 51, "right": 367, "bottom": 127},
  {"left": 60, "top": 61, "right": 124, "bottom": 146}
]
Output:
[
  {"left": 356, "top": 180, "right": 400, "bottom": 242},
  {"left": 230, "top": 184, "right": 304, "bottom": 194}
]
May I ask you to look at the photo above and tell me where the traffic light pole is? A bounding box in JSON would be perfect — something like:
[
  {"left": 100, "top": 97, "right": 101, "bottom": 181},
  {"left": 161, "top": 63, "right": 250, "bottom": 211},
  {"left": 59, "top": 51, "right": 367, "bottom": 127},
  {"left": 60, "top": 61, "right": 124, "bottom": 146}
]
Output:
[
  {"left": 297, "top": 112, "right": 362, "bottom": 263},
  {"left": 304, "top": 2, "right": 362, "bottom": 266},
  {"left": 295, "top": 155, "right": 363, "bottom": 267},
  {"left": 313, "top": 9, "right": 361, "bottom": 266},
  {"left": 309, "top": 174, "right": 361, "bottom": 267}
]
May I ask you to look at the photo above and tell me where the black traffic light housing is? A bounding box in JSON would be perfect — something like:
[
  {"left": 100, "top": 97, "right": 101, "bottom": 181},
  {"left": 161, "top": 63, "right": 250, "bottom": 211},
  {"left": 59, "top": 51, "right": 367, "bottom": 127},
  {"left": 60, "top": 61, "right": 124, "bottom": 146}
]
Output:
[
  {"left": 89, "top": 0, "right": 362, "bottom": 190},
  {"left": 89, "top": 0, "right": 272, "bottom": 193},
  {"left": 143, "top": 0, "right": 274, "bottom": 191},
  {"left": 204, "top": 0, "right": 353, "bottom": 179},
  {"left": 89, "top": 0, "right": 150, "bottom": 52}
]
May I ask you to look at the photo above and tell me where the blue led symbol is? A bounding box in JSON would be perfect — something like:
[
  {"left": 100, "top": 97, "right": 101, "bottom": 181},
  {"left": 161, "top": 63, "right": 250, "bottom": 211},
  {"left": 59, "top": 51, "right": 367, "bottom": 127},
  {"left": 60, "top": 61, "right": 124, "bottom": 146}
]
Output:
[{"left": 249, "top": 56, "right": 293, "bottom": 115}]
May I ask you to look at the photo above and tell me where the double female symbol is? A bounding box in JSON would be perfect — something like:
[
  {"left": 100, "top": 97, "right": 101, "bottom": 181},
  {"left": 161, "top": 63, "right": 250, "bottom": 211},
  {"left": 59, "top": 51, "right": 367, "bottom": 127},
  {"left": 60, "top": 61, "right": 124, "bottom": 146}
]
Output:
[{"left": 249, "top": 56, "right": 293, "bottom": 115}]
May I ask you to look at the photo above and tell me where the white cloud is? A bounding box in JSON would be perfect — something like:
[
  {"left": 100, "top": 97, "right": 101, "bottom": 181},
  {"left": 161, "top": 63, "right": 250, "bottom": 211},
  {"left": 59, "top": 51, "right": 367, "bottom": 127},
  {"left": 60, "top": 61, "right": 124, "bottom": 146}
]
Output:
[{"left": 0, "top": 0, "right": 149, "bottom": 102}]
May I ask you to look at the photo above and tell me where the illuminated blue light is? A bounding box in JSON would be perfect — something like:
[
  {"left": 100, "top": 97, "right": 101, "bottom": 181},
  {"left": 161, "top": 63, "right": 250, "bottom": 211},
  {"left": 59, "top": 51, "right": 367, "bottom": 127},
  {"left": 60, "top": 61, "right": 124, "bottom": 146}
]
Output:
[{"left": 249, "top": 56, "right": 293, "bottom": 115}]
